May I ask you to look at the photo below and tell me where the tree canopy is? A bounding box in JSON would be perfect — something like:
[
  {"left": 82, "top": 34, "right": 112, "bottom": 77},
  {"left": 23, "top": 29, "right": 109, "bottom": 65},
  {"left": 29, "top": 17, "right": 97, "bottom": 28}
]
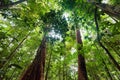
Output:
[{"left": 0, "top": 0, "right": 120, "bottom": 80}]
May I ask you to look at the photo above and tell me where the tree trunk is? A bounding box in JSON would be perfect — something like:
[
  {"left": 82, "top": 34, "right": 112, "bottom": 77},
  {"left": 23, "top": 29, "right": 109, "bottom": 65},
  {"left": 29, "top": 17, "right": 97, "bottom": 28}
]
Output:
[
  {"left": 76, "top": 30, "right": 88, "bottom": 80},
  {"left": 88, "top": 1, "right": 120, "bottom": 19},
  {"left": 0, "top": 0, "right": 26, "bottom": 9},
  {"left": 20, "top": 36, "right": 46, "bottom": 80},
  {"left": 45, "top": 46, "right": 52, "bottom": 80},
  {"left": 95, "top": 3, "right": 120, "bottom": 19}
]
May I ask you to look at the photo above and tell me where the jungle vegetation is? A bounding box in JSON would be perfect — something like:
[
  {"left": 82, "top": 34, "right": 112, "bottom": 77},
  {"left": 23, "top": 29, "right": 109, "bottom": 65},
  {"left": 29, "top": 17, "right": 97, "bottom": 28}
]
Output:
[{"left": 0, "top": 0, "right": 120, "bottom": 80}]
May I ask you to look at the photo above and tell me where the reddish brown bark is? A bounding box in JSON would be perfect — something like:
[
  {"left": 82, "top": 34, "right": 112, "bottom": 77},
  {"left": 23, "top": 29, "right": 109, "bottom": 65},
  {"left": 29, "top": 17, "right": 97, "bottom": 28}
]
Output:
[
  {"left": 20, "top": 37, "right": 46, "bottom": 80},
  {"left": 76, "top": 30, "right": 88, "bottom": 80}
]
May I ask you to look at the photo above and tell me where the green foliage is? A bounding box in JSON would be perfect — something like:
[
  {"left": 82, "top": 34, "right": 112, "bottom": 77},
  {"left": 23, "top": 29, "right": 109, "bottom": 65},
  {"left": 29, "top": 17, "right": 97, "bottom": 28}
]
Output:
[{"left": 0, "top": 0, "right": 120, "bottom": 80}]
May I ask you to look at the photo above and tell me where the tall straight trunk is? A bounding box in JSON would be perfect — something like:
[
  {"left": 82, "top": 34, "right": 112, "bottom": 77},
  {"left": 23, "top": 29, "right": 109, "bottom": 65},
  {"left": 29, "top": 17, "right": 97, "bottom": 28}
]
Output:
[
  {"left": 20, "top": 36, "right": 46, "bottom": 80},
  {"left": 76, "top": 30, "right": 88, "bottom": 80}
]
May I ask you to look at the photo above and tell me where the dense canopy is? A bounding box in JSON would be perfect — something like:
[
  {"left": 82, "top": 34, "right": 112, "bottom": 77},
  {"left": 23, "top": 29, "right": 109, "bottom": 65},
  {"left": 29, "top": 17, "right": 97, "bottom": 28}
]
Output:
[{"left": 0, "top": 0, "right": 120, "bottom": 80}]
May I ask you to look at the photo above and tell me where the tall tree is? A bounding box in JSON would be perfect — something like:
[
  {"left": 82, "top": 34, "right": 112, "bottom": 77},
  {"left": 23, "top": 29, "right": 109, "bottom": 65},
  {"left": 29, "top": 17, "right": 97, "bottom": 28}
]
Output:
[
  {"left": 76, "top": 29, "right": 88, "bottom": 80},
  {"left": 0, "top": 0, "right": 120, "bottom": 79},
  {"left": 20, "top": 36, "right": 46, "bottom": 80}
]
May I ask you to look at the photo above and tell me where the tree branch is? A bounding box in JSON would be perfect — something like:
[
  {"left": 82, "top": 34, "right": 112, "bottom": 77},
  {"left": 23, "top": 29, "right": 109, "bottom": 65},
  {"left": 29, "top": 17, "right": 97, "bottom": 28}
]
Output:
[
  {"left": 0, "top": 0, "right": 26, "bottom": 9},
  {"left": 94, "top": 7, "right": 120, "bottom": 71}
]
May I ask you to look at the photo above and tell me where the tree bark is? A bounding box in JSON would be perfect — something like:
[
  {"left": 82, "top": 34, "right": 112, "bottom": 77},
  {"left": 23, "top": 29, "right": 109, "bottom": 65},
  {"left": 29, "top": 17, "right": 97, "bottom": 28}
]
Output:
[
  {"left": 76, "top": 30, "right": 88, "bottom": 80},
  {"left": 20, "top": 36, "right": 46, "bottom": 80},
  {"left": 88, "top": 1, "right": 120, "bottom": 19},
  {"left": 45, "top": 46, "right": 52, "bottom": 80},
  {"left": 95, "top": 3, "right": 120, "bottom": 19},
  {"left": 0, "top": 0, "right": 26, "bottom": 9}
]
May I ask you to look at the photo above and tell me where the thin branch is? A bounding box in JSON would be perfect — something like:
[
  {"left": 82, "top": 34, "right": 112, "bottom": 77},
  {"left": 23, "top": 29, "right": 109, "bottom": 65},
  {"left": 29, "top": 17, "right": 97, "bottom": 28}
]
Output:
[
  {"left": 94, "top": 7, "right": 120, "bottom": 71},
  {"left": 94, "top": 43, "right": 113, "bottom": 80},
  {"left": 0, "top": 32, "right": 30, "bottom": 69}
]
